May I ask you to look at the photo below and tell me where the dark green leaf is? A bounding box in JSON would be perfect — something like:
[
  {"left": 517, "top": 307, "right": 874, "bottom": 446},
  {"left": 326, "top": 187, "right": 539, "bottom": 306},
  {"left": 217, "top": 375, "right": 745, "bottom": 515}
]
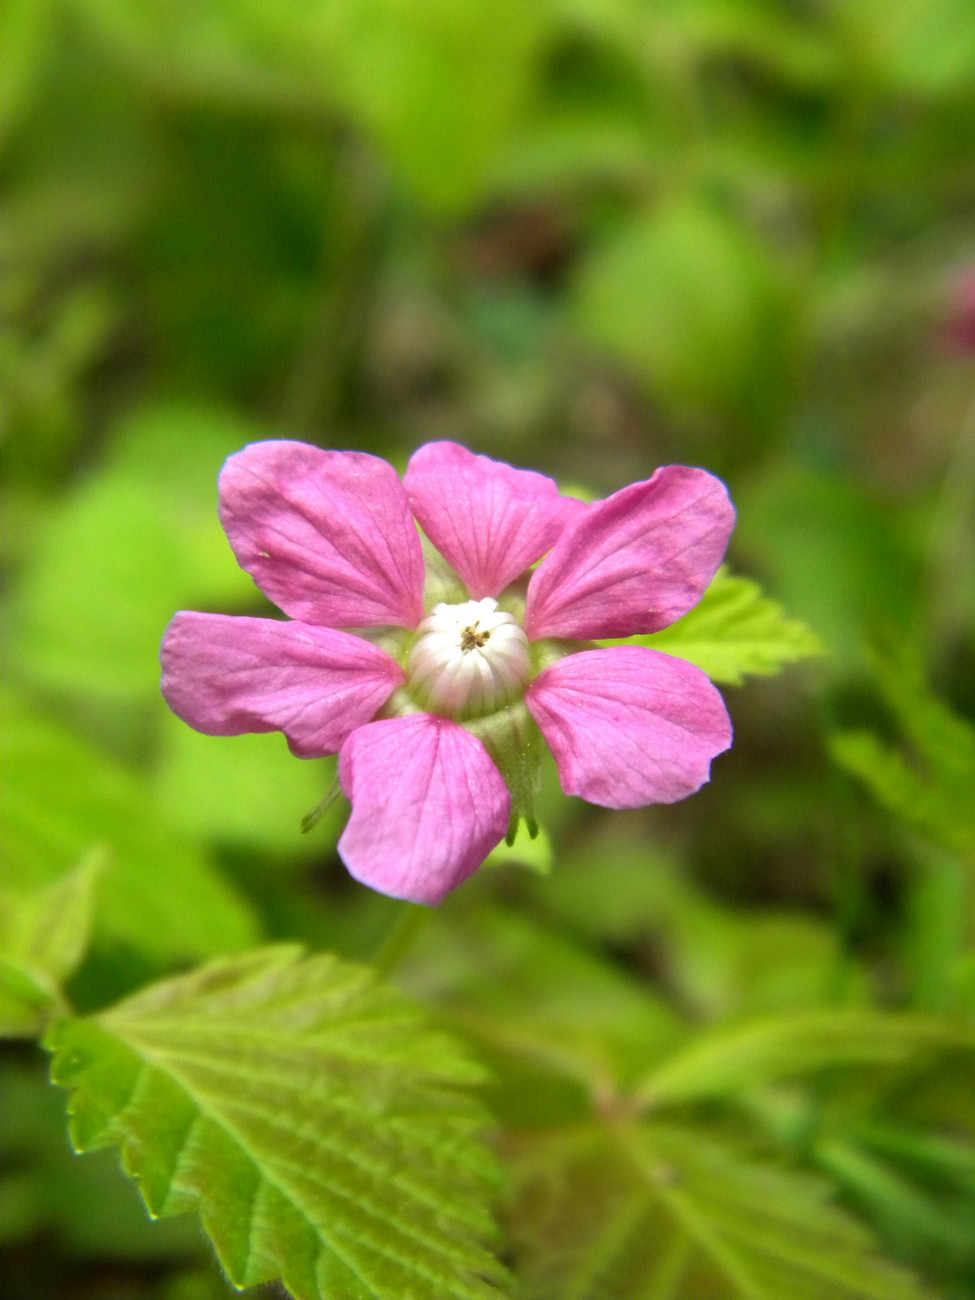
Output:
[{"left": 508, "top": 1120, "right": 933, "bottom": 1299}]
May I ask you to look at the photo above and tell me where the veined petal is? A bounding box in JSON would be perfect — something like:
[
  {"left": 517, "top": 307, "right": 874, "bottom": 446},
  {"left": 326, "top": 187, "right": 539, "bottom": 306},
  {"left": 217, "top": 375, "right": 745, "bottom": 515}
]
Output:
[
  {"left": 338, "top": 714, "right": 510, "bottom": 906},
  {"left": 160, "top": 612, "right": 404, "bottom": 758},
  {"left": 404, "top": 441, "right": 586, "bottom": 599},
  {"left": 524, "top": 466, "right": 734, "bottom": 639},
  {"left": 219, "top": 441, "right": 425, "bottom": 629},
  {"left": 526, "top": 646, "right": 732, "bottom": 808}
]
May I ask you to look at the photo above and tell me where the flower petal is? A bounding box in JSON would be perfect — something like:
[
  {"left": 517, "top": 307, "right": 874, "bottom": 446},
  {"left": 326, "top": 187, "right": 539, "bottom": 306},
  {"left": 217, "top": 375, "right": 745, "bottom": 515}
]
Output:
[
  {"left": 404, "top": 441, "right": 586, "bottom": 599},
  {"left": 219, "top": 441, "right": 425, "bottom": 629},
  {"left": 338, "top": 714, "right": 510, "bottom": 905},
  {"left": 524, "top": 466, "right": 734, "bottom": 639},
  {"left": 160, "top": 612, "right": 404, "bottom": 758},
  {"left": 526, "top": 646, "right": 732, "bottom": 808}
]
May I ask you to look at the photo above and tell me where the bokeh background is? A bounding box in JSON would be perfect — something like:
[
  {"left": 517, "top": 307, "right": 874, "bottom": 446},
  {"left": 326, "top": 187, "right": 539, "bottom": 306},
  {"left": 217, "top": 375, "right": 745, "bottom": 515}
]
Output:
[{"left": 2, "top": 1, "right": 974, "bottom": 1297}]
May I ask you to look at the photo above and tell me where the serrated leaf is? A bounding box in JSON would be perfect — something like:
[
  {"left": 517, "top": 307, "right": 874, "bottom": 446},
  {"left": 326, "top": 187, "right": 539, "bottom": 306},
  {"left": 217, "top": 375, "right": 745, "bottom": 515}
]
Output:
[
  {"left": 0, "top": 855, "right": 101, "bottom": 1037},
  {"left": 508, "top": 1120, "right": 932, "bottom": 1299},
  {"left": 614, "top": 568, "right": 823, "bottom": 685},
  {"left": 46, "top": 946, "right": 510, "bottom": 1300},
  {"left": 631, "top": 1008, "right": 974, "bottom": 1109}
]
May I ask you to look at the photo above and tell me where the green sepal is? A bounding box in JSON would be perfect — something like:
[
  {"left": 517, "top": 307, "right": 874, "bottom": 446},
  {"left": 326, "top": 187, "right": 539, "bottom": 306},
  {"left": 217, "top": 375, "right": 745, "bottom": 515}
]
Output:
[{"left": 467, "top": 701, "right": 545, "bottom": 841}]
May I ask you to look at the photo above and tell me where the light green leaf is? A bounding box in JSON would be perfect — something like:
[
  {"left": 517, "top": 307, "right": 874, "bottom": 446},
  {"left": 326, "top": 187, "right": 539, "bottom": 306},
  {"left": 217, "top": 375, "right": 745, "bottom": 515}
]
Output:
[
  {"left": 46, "top": 946, "right": 510, "bottom": 1300},
  {"left": 735, "top": 465, "right": 917, "bottom": 669},
  {"left": 849, "top": 0, "right": 975, "bottom": 93},
  {"left": 603, "top": 569, "right": 823, "bottom": 684},
  {"left": 0, "top": 855, "right": 101, "bottom": 1037},
  {"left": 508, "top": 1120, "right": 931, "bottom": 1299},
  {"left": 73, "top": 0, "right": 541, "bottom": 211},
  {"left": 571, "top": 197, "right": 794, "bottom": 430},
  {"left": 0, "top": 0, "right": 52, "bottom": 146},
  {"left": 1, "top": 695, "right": 259, "bottom": 962},
  {"left": 632, "top": 1008, "right": 974, "bottom": 1109},
  {"left": 7, "top": 404, "right": 259, "bottom": 703},
  {"left": 154, "top": 714, "right": 341, "bottom": 859}
]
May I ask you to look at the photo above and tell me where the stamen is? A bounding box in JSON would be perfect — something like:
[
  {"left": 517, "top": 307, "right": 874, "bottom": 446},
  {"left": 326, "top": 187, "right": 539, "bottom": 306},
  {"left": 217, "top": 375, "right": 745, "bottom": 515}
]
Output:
[{"left": 408, "top": 597, "right": 531, "bottom": 719}]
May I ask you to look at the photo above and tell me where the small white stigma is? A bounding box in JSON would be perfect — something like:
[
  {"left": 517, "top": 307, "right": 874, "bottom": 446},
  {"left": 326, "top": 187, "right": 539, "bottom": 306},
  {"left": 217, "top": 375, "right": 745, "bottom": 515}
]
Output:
[{"left": 408, "top": 597, "right": 531, "bottom": 719}]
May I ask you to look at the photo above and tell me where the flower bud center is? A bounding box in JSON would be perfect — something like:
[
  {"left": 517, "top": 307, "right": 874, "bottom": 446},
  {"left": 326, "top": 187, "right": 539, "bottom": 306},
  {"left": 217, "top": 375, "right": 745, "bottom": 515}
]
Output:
[{"left": 408, "top": 597, "right": 531, "bottom": 720}]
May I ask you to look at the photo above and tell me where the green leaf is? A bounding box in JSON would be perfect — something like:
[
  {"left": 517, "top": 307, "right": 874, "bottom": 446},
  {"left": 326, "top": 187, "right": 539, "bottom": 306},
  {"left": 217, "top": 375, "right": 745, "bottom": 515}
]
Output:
[
  {"left": 7, "top": 404, "right": 259, "bottom": 703},
  {"left": 0, "top": 0, "right": 53, "bottom": 147},
  {"left": 508, "top": 1120, "right": 931, "bottom": 1299},
  {"left": 631, "top": 1008, "right": 974, "bottom": 1109},
  {"left": 73, "top": 0, "right": 541, "bottom": 211},
  {"left": 531, "top": 833, "right": 855, "bottom": 1017},
  {"left": 615, "top": 568, "right": 823, "bottom": 685},
  {"left": 735, "top": 465, "right": 918, "bottom": 669},
  {"left": 154, "top": 714, "right": 341, "bottom": 860},
  {"left": 402, "top": 905, "right": 685, "bottom": 1102},
  {"left": 817, "top": 1134, "right": 975, "bottom": 1272},
  {"left": 46, "top": 946, "right": 510, "bottom": 1300},
  {"left": 0, "top": 694, "right": 259, "bottom": 962},
  {"left": 571, "top": 197, "right": 795, "bottom": 431},
  {"left": 850, "top": 0, "right": 975, "bottom": 93},
  {"left": 0, "top": 1058, "right": 202, "bottom": 1257},
  {"left": 831, "top": 651, "right": 975, "bottom": 857},
  {"left": 0, "top": 855, "right": 101, "bottom": 1037}
]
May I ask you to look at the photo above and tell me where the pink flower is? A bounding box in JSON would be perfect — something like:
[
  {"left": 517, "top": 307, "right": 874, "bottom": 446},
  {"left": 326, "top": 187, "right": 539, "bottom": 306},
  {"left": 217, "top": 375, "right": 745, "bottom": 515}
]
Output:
[
  {"left": 941, "top": 268, "right": 975, "bottom": 354},
  {"left": 161, "top": 441, "right": 734, "bottom": 905}
]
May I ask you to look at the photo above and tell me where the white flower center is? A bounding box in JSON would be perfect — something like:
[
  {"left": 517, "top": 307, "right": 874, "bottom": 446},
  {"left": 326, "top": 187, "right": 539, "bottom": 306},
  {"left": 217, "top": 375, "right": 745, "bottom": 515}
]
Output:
[{"left": 408, "top": 597, "right": 531, "bottom": 719}]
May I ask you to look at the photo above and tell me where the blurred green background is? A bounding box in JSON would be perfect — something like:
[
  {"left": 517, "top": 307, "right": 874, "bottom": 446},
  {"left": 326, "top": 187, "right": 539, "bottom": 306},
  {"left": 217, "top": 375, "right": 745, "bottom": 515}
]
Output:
[{"left": 2, "top": 0, "right": 974, "bottom": 1297}]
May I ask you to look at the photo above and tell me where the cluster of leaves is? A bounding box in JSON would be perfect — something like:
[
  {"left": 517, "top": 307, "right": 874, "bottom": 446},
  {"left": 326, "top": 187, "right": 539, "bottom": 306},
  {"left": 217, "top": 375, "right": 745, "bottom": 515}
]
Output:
[{"left": 3, "top": 0, "right": 975, "bottom": 1297}]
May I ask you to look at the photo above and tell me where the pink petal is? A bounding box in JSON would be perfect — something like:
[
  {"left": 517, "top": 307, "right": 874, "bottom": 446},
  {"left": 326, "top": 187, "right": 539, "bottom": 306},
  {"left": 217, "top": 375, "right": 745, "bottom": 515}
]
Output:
[
  {"left": 160, "top": 612, "right": 404, "bottom": 758},
  {"left": 526, "top": 646, "right": 732, "bottom": 808},
  {"left": 338, "top": 714, "right": 510, "bottom": 905},
  {"left": 524, "top": 466, "right": 734, "bottom": 640},
  {"left": 219, "top": 441, "right": 425, "bottom": 629},
  {"left": 404, "top": 441, "right": 586, "bottom": 599}
]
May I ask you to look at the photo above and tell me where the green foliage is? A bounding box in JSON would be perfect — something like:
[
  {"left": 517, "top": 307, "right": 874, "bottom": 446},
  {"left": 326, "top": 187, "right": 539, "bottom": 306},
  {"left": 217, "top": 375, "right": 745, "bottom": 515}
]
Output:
[
  {"left": 0, "top": 0, "right": 52, "bottom": 146},
  {"left": 4, "top": 0, "right": 975, "bottom": 1295},
  {"left": 7, "top": 405, "right": 260, "bottom": 703},
  {"left": 625, "top": 568, "right": 825, "bottom": 685},
  {"left": 832, "top": 651, "right": 975, "bottom": 857},
  {"left": 530, "top": 834, "right": 850, "bottom": 1018},
  {"left": 0, "top": 857, "right": 100, "bottom": 1037},
  {"left": 403, "top": 904, "right": 686, "bottom": 1104},
  {"left": 0, "top": 1057, "right": 203, "bottom": 1259},
  {"left": 632, "top": 1007, "right": 974, "bottom": 1108},
  {"left": 1, "top": 695, "right": 259, "bottom": 961},
  {"left": 507, "top": 1121, "right": 931, "bottom": 1300},
  {"left": 71, "top": 0, "right": 540, "bottom": 210},
  {"left": 572, "top": 197, "right": 795, "bottom": 432},
  {"left": 154, "top": 716, "right": 340, "bottom": 859},
  {"left": 47, "top": 946, "right": 510, "bottom": 1300}
]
